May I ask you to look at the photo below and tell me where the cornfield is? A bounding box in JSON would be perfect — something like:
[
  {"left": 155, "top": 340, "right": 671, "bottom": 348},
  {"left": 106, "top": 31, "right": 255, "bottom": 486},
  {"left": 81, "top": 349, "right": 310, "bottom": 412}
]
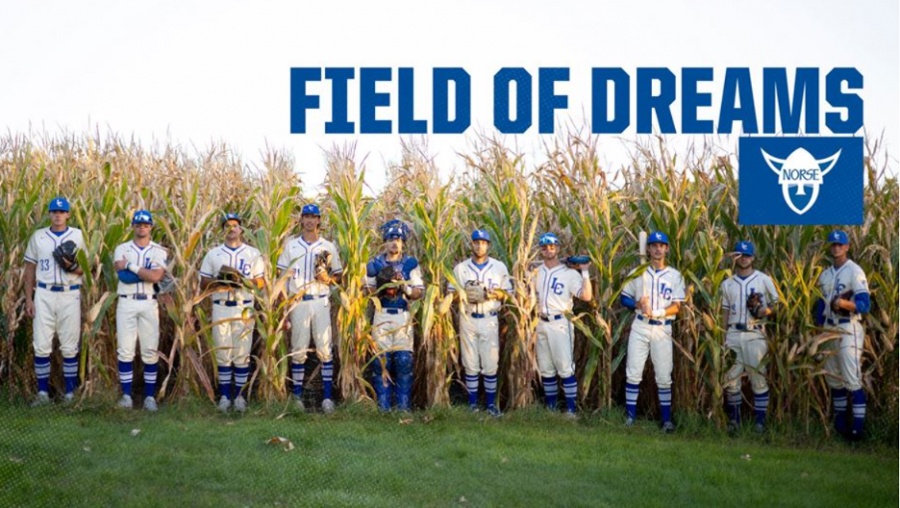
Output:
[{"left": 0, "top": 130, "right": 896, "bottom": 442}]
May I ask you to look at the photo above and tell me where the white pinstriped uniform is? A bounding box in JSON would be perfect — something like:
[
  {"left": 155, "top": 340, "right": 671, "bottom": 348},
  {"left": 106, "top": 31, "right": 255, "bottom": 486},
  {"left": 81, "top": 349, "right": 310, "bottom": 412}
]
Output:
[
  {"left": 200, "top": 243, "right": 265, "bottom": 367},
  {"left": 25, "top": 227, "right": 85, "bottom": 359},
  {"left": 621, "top": 266, "right": 686, "bottom": 388},
  {"left": 113, "top": 241, "right": 167, "bottom": 364},
  {"left": 448, "top": 257, "right": 513, "bottom": 377},
  {"left": 277, "top": 236, "right": 343, "bottom": 363},
  {"left": 719, "top": 270, "right": 779, "bottom": 393},
  {"left": 818, "top": 260, "right": 868, "bottom": 391},
  {"left": 534, "top": 264, "right": 584, "bottom": 378}
]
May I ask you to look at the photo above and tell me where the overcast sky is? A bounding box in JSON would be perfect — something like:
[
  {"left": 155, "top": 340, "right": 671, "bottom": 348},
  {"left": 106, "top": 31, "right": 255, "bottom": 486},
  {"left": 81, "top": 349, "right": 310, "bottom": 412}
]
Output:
[{"left": 1, "top": 0, "right": 897, "bottom": 194}]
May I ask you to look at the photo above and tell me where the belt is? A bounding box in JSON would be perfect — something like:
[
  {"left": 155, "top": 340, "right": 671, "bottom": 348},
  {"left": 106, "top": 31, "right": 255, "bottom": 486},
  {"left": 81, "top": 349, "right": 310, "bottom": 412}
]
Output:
[
  {"left": 471, "top": 311, "right": 498, "bottom": 319},
  {"left": 120, "top": 294, "right": 157, "bottom": 300},
  {"left": 637, "top": 314, "right": 672, "bottom": 326},
  {"left": 827, "top": 318, "right": 852, "bottom": 326},
  {"left": 539, "top": 314, "right": 564, "bottom": 322},
  {"left": 382, "top": 308, "right": 407, "bottom": 315},
  {"left": 730, "top": 323, "right": 762, "bottom": 331},
  {"left": 37, "top": 282, "right": 81, "bottom": 292},
  {"left": 301, "top": 294, "right": 327, "bottom": 301},
  {"left": 214, "top": 300, "right": 253, "bottom": 307}
]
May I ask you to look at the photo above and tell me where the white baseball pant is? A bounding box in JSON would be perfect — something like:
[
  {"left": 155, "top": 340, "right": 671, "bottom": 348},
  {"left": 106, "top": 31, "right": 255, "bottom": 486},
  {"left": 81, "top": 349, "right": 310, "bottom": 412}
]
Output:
[
  {"left": 536, "top": 318, "right": 575, "bottom": 379},
  {"left": 290, "top": 297, "right": 333, "bottom": 362},
  {"left": 625, "top": 318, "right": 673, "bottom": 388},
  {"left": 459, "top": 313, "right": 500, "bottom": 376},
  {"left": 212, "top": 303, "right": 254, "bottom": 367},
  {"left": 116, "top": 297, "right": 160, "bottom": 364},
  {"left": 823, "top": 321, "right": 865, "bottom": 392},
  {"left": 33, "top": 287, "right": 81, "bottom": 358},
  {"left": 372, "top": 310, "right": 413, "bottom": 353},
  {"left": 724, "top": 329, "right": 768, "bottom": 394}
]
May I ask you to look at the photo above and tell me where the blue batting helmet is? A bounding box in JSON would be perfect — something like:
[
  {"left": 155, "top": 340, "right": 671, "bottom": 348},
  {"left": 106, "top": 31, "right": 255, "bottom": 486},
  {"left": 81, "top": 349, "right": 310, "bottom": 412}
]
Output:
[{"left": 538, "top": 233, "right": 560, "bottom": 246}]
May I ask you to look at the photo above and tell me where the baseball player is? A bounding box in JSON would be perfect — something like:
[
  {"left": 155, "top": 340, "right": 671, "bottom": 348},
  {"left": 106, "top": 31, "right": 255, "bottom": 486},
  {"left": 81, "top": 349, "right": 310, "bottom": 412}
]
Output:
[
  {"left": 365, "top": 220, "right": 424, "bottom": 411},
  {"left": 719, "top": 241, "right": 779, "bottom": 433},
  {"left": 277, "top": 204, "right": 343, "bottom": 413},
  {"left": 23, "top": 197, "right": 86, "bottom": 405},
  {"left": 199, "top": 213, "right": 265, "bottom": 413},
  {"left": 447, "top": 229, "right": 513, "bottom": 417},
  {"left": 619, "top": 231, "right": 685, "bottom": 433},
  {"left": 815, "top": 230, "right": 871, "bottom": 441},
  {"left": 112, "top": 210, "right": 168, "bottom": 411},
  {"left": 532, "top": 232, "right": 592, "bottom": 419}
]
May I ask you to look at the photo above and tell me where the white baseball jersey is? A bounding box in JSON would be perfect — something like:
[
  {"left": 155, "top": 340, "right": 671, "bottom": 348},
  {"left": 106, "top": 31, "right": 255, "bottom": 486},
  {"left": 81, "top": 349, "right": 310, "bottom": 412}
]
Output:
[
  {"left": 621, "top": 266, "right": 686, "bottom": 317},
  {"left": 113, "top": 241, "right": 168, "bottom": 296},
  {"left": 818, "top": 260, "right": 869, "bottom": 322},
  {"left": 720, "top": 270, "right": 779, "bottom": 326},
  {"left": 200, "top": 243, "right": 265, "bottom": 302},
  {"left": 448, "top": 257, "right": 513, "bottom": 315},
  {"left": 277, "top": 236, "right": 342, "bottom": 296},
  {"left": 535, "top": 264, "right": 585, "bottom": 316},
  {"left": 24, "top": 227, "right": 86, "bottom": 286}
]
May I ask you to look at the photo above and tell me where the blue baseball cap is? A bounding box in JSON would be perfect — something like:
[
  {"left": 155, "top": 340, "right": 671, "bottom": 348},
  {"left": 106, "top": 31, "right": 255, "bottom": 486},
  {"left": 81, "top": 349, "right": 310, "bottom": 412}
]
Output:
[
  {"left": 301, "top": 204, "right": 321, "bottom": 216},
  {"left": 381, "top": 220, "right": 409, "bottom": 241},
  {"left": 828, "top": 230, "right": 849, "bottom": 245},
  {"left": 132, "top": 210, "right": 153, "bottom": 225},
  {"left": 538, "top": 233, "right": 559, "bottom": 246},
  {"left": 49, "top": 197, "right": 70, "bottom": 212},
  {"left": 472, "top": 229, "right": 491, "bottom": 242},
  {"left": 222, "top": 213, "right": 242, "bottom": 226},
  {"left": 734, "top": 241, "right": 755, "bottom": 257},
  {"left": 648, "top": 231, "right": 669, "bottom": 245}
]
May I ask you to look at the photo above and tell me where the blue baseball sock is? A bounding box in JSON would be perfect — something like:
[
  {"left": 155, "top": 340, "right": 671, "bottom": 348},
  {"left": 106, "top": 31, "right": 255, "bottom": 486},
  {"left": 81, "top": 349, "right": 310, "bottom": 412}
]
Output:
[
  {"left": 726, "top": 389, "right": 742, "bottom": 423},
  {"left": 291, "top": 362, "right": 305, "bottom": 397},
  {"left": 754, "top": 390, "right": 769, "bottom": 426},
  {"left": 465, "top": 374, "right": 480, "bottom": 406},
  {"left": 143, "top": 363, "right": 158, "bottom": 398},
  {"left": 119, "top": 360, "right": 133, "bottom": 396},
  {"left": 831, "top": 388, "right": 848, "bottom": 433},
  {"left": 851, "top": 389, "right": 866, "bottom": 434},
  {"left": 34, "top": 356, "right": 51, "bottom": 393},
  {"left": 542, "top": 377, "right": 558, "bottom": 409},
  {"left": 234, "top": 365, "right": 250, "bottom": 399},
  {"left": 625, "top": 382, "right": 639, "bottom": 419},
  {"left": 63, "top": 356, "right": 79, "bottom": 394},
  {"left": 322, "top": 361, "right": 334, "bottom": 400},
  {"left": 658, "top": 387, "right": 672, "bottom": 423},
  {"left": 484, "top": 374, "right": 498, "bottom": 408},
  {"left": 217, "top": 365, "right": 233, "bottom": 400},
  {"left": 562, "top": 375, "right": 578, "bottom": 413}
]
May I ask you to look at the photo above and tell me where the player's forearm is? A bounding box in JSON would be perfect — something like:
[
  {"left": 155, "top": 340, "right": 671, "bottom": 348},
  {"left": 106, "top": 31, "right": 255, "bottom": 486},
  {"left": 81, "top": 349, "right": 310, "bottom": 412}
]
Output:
[
  {"left": 579, "top": 273, "right": 592, "bottom": 302},
  {"left": 138, "top": 267, "right": 165, "bottom": 283},
  {"left": 663, "top": 302, "right": 681, "bottom": 317},
  {"left": 24, "top": 263, "right": 36, "bottom": 300}
]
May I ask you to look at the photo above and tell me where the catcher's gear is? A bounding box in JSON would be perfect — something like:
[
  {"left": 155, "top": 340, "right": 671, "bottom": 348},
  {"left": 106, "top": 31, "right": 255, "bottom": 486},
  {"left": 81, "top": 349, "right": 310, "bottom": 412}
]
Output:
[
  {"left": 565, "top": 255, "right": 591, "bottom": 268},
  {"left": 53, "top": 240, "right": 78, "bottom": 272},
  {"left": 155, "top": 273, "right": 176, "bottom": 295},
  {"left": 376, "top": 265, "right": 402, "bottom": 299},
  {"left": 314, "top": 250, "right": 333, "bottom": 277},
  {"left": 464, "top": 280, "right": 489, "bottom": 304},
  {"left": 831, "top": 290, "right": 854, "bottom": 316},
  {"left": 380, "top": 220, "right": 410, "bottom": 241},
  {"left": 746, "top": 291, "right": 766, "bottom": 319}
]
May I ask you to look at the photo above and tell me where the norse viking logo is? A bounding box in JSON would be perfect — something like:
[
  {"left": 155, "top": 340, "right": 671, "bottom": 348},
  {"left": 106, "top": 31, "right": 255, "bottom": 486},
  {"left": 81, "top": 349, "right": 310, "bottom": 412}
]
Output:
[{"left": 761, "top": 148, "right": 841, "bottom": 215}]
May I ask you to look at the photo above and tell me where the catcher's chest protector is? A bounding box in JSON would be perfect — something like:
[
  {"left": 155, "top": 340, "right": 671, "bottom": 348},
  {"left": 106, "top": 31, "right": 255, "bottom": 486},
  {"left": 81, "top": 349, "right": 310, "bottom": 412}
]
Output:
[{"left": 368, "top": 254, "right": 419, "bottom": 310}]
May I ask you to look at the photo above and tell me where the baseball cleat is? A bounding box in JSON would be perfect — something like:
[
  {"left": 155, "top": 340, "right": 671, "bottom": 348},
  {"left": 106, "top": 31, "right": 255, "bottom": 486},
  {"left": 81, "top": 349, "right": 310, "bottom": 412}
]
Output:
[
  {"left": 727, "top": 421, "right": 739, "bottom": 434},
  {"left": 486, "top": 405, "right": 502, "bottom": 418},
  {"left": 468, "top": 403, "right": 480, "bottom": 413},
  {"left": 293, "top": 396, "right": 305, "bottom": 412},
  {"left": 233, "top": 396, "right": 247, "bottom": 413},
  {"left": 143, "top": 396, "right": 158, "bottom": 412},
  {"left": 31, "top": 391, "right": 51, "bottom": 407},
  {"left": 63, "top": 392, "right": 75, "bottom": 404},
  {"left": 564, "top": 411, "right": 577, "bottom": 421},
  {"left": 753, "top": 422, "right": 766, "bottom": 435},
  {"left": 217, "top": 396, "right": 232, "bottom": 413},
  {"left": 662, "top": 421, "right": 676, "bottom": 434},
  {"left": 117, "top": 395, "right": 133, "bottom": 409},
  {"left": 624, "top": 416, "right": 635, "bottom": 427},
  {"left": 321, "top": 399, "right": 335, "bottom": 414}
]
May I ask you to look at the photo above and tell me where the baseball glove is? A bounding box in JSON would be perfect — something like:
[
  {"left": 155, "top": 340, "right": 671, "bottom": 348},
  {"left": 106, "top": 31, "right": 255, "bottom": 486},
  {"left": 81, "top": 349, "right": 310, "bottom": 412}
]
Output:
[
  {"left": 52, "top": 240, "right": 79, "bottom": 272},
  {"left": 565, "top": 255, "right": 591, "bottom": 268},
  {"left": 746, "top": 291, "right": 766, "bottom": 319},
  {"left": 831, "top": 290, "right": 854, "bottom": 317},
  {"left": 314, "top": 250, "right": 332, "bottom": 277},
  {"left": 464, "top": 280, "right": 489, "bottom": 304},
  {"left": 217, "top": 265, "right": 243, "bottom": 287},
  {"left": 155, "top": 273, "right": 176, "bottom": 294},
  {"left": 376, "top": 265, "right": 402, "bottom": 299}
]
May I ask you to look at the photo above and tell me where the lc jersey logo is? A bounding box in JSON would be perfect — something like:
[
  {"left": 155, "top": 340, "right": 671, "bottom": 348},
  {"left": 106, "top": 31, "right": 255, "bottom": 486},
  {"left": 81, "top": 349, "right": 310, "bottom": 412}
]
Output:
[{"left": 739, "top": 137, "right": 863, "bottom": 225}]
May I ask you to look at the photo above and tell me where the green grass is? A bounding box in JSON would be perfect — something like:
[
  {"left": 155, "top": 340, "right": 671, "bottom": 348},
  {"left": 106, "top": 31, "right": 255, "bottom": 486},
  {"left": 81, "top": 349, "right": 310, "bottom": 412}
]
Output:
[{"left": 0, "top": 399, "right": 895, "bottom": 508}]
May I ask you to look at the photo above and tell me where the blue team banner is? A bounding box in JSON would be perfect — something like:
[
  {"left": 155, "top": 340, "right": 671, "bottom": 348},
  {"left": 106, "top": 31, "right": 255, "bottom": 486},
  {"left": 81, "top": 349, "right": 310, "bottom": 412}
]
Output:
[{"left": 738, "top": 137, "right": 863, "bottom": 225}]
